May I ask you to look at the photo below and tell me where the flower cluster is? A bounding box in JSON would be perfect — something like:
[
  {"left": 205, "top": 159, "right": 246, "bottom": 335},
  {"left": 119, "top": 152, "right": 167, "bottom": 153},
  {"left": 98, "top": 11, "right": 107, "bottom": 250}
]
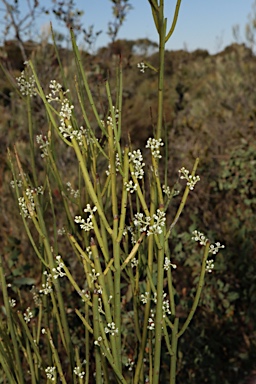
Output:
[
  {"left": 133, "top": 209, "right": 166, "bottom": 236},
  {"left": 126, "top": 358, "right": 135, "bottom": 371},
  {"left": 23, "top": 307, "right": 33, "bottom": 323},
  {"left": 209, "top": 242, "right": 225, "bottom": 255},
  {"left": 98, "top": 296, "right": 104, "bottom": 314},
  {"left": 58, "top": 99, "right": 74, "bottom": 135},
  {"left": 66, "top": 182, "right": 80, "bottom": 199},
  {"left": 94, "top": 336, "right": 102, "bottom": 346},
  {"left": 18, "top": 186, "right": 43, "bottom": 219},
  {"left": 74, "top": 365, "right": 86, "bottom": 378},
  {"left": 31, "top": 285, "right": 41, "bottom": 306},
  {"left": 101, "top": 106, "right": 119, "bottom": 129},
  {"left": 36, "top": 134, "right": 50, "bottom": 158},
  {"left": 148, "top": 309, "right": 155, "bottom": 330},
  {"left": 46, "top": 80, "right": 63, "bottom": 102},
  {"left": 192, "top": 230, "right": 208, "bottom": 246},
  {"left": 89, "top": 268, "right": 100, "bottom": 283},
  {"left": 148, "top": 209, "right": 166, "bottom": 235},
  {"left": 141, "top": 291, "right": 171, "bottom": 319},
  {"left": 192, "top": 230, "right": 225, "bottom": 254},
  {"left": 74, "top": 204, "right": 97, "bottom": 232},
  {"left": 45, "top": 366, "right": 56, "bottom": 381},
  {"left": 124, "top": 180, "right": 138, "bottom": 193},
  {"left": 10, "top": 179, "right": 23, "bottom": 189},
  {"left": 162, "top": 293, "right": 172, "bottom": 317},
  {"left": 107, "top": 106, "right": 119, "bottom": 127},
  {"left": 52, "top": 256, "right": 66, "bottom": 279},
  {"left": 104, "top": 322, "right": 118, "bottom": 336},
  {"left": 124, "top": 225, "right": 137, "bottom": 245},
  {"left": 106, "top": 153, "right": 121, "bottom": 176},
  {"left": 164, "top": 257, "right": 177, "bottom": 271},
  {"left": 131, "top": 257, "right": 138, "bottom": 268},
  {"left": 129, "top": 149, "right": 145, "bottom": 179},
  {"left": 140, "top": 292, "right": 149, "bottom": 304},
  {"left": 192, "top": 230, "right": 225, "bottom": 273},
  {"left": 9, "top": 298, "right": 16, "bottom": 308},
  {"left": 133, "top": 213, "right": 151, "bottom": 233},
  {"left": 16, "top": 66, "right": 37, "bottom": 97},
  {"left": 179, "top": 167, "right": 200, "bottom": 190},
  {"left": 162, "top": 184, "right": 171, "bottom": 198},
  {"left": 146, "top": 137, "right": 164, "bottom": 159},
  {"left": 163, "top": 184, "right": 179, "bottom": 198},
  {"left": 206, "top": 259, "right": 214, "bottom": 273},
  {"left": 137, "top": 62, "right": 148, "bottom": 73},
  {"left": 39, "top": 271, "right": 53, "bottom": 295},
  {"left": 57, "top": 227, "right": 66, "bottom": 236},
  {"left": 46, "top": 80, "right": 87, "bottom": 143}
]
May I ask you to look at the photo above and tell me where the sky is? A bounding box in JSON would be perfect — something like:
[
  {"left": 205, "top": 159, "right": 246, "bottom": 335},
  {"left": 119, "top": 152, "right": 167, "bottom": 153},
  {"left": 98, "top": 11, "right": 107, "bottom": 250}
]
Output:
[{"left": 2, "top": 0, "right": 255, "bottom": 54}]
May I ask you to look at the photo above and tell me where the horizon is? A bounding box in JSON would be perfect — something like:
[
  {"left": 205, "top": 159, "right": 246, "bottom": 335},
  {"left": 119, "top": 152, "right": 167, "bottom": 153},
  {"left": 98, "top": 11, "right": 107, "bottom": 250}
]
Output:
[{"left": 0, "top": 1, "right": 255, "bottom": 54}]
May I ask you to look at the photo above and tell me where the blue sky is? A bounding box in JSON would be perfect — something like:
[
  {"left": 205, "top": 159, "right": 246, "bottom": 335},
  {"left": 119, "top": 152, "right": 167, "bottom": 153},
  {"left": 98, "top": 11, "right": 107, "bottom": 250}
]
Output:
[{"left": 4, "top": 0, "right": 256, "bottom": 53}]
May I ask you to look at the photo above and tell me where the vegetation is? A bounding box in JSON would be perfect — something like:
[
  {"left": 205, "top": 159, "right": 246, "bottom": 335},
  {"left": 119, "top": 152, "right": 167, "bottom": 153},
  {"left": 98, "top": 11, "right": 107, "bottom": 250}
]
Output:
[{"left": 0, "top": 1, "right": 256, "bottom": 384}]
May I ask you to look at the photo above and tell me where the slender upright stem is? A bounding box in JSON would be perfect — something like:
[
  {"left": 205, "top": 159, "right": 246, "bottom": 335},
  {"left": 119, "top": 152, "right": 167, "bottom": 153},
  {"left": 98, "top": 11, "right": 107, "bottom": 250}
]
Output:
[{"left": 170, "top": 318, "right": 179, "bottom": 384}]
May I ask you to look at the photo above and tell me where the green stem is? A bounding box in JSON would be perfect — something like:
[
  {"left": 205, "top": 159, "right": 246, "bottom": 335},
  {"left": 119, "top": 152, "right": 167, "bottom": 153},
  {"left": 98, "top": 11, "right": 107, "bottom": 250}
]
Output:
[
  {"left": 170, "top": 318, "right": 179, "bottom": 384},
  {"left": 165, "top": 0, "right": 183, "bottom": 42},
  {"left": 152, "top": 231, "right": 165, "bottom": 384},
  {"left": 27, "top": 95, "right": 37, "bottom": 185},
  {"left": 70, "top": 28, "right": 107, "bottom": 136},
  {"left": 177, "top": 242, "right": 210, "bottom": 338},
  {"left": 46, "top": 328, "right": 68, "bottom": 384},
  {"left": 166, "top": 158, "right": 200, "bottom": 239},
  {"left": 93, "top": 292, "right": 103, "bottom": 384},
  {"left": 156, "top": 12, "right": 166, "bottom": 140},
  {"left": 71, "top": 138, "right": 113, "bottom": 235},
  {"left": 0, "top": 255, "right": 25, "bottom": 384}
]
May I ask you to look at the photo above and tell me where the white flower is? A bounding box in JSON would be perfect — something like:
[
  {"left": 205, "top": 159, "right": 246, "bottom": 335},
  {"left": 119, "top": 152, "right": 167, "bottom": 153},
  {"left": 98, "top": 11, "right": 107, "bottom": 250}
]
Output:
[
  {"left": 16, "top": 70, "right": 37, "bottom": 97},
  {"left": 147, "top": 310, "right": 155, "bottom": 330},
  {"left": 94, "top": 336, "right": 102, "bottom": 346},
  {"left": 74, "top": 366, "right": 85, "bottom": 378},
  {"left": 179, "top": 167, "right": 200, "bottom": 190},
  {"left": 124, "top": 180, "right": 138, "bottom": 193},
  {"left": 106, "top": 106, "right": 119, "bottom": 128},
  {"left": 209, "top": 242, "right": 225, "bottom": 255},
  {"left": 66, "top": 182, "right": 80, "bottom": 199},
  {"left": 52, "top": 256, "right": 66, "bottom": 279},
  {"left": 9, "top": 298, "right": 16, "bottom": 307},
  {"left": 162, "top": 294, "right": 172, "bottom": 317},
  {"left": 36, "top": 134, "right": 49, "bottom": 158},
  {"left": 192, "top": 230, "right": 224, "bottom": 256},
  {"left": 46, "top": 80, "right": 63, "bottom": 102},
  {"left": 89, "top": 269, "right": 100, "bottom": 283},
  {"left": 147, "top": 209, "right": 166, "bottom": 235},
  {"left": 162, "top": 184, "right": 171, "bottom": 197},
  {"left": 164, "top": 257, "right": 177, "bottom": 271},
  {"left": 129, "top": 149, "right": 145, "bottom": 179},
  {"left": 131, "top": 257, "right": 138, "bottom": 268},
  {"left": 18, "top": 186, "right": 44, "bottom": 219},
  {"left": 192, "top": 230, "right": 208, "bottom": 246},
  {"left": 104, "top": 322, "right": 118, "bottom": 336},
  {"left": 126, "top": 358, "right": 135, "bottom": 371},
  {"left": 133, "top": 212, "right": 151, "bottom": 232},
  {"left": 39, "top": 271, "right": 53, "bottom": 295},
  {"left": 74, "top": 205, "right": 97, "bottom": 232},
  {"left": 146, "top": 137, "right": 164, "bottom": 159},
  {"left": 45, "top": 366, "right": 56, "bottom": 381},
  {"left": 137, "top": 62, "right": 148, "bottom": 73},
  {"left": 23, "top": 307, "right": 33, "bottom": 323},
  {"left": 141, "top": 292, "right": 149, "bottom": 304},
  {"left": 206, "top": 259, "right": 214, "bottom": 273}
]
